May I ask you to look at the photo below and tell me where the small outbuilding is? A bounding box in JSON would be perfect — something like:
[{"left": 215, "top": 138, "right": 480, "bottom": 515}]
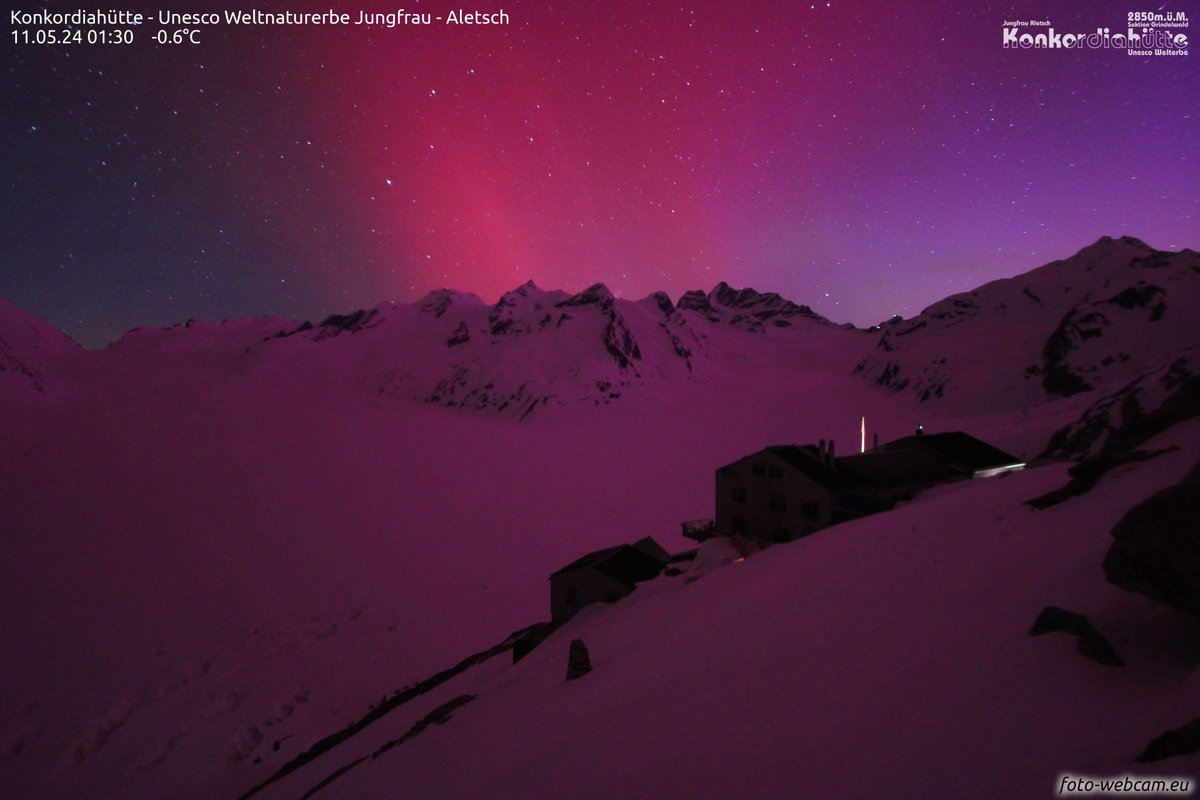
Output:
[{"left": 549, "top": 537, "right": 667, "bottom": 624}]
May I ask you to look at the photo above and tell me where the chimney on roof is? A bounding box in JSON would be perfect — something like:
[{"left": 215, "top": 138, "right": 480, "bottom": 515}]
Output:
[
  {"left": 818, "top": 438, "right": 826, "bottom": 461},
  {"left": 916, "top": 424, "right": 924, "bottom": 436},
  {"left": 827, "top": 439, "right": 835, "bottom": 464}
]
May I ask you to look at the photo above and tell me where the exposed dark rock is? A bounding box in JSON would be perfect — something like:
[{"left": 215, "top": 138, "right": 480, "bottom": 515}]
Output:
[
  {"left": 677, "top": 290, "right": 721, "bottom": 321},
  {"left": 892, "top": 319, "right": 928, "bottom": 337},
  {"left": 1040, "top": 308, "right": 1106, "bottom": 396},
  {"left": 512, "top": 622, "right": 556, "bottom": 664},
  {"left": 601, "top": 309, "right": 642, "bottom": 369},
  {"left": 556, "top": 283, "right": 616, "bottom": 309},
  {"left": 0, "top": 351, "right": 46, "bottom": 392},
  {"left": 1028, "top": 606, "right": 1125, "bottom": 667},
  {"left": 1030, "top": 356, "right": 1200, "bottom": 507},
  {"left": 864, "top": 359, "right": 910, "bottom": 392},
  {"left": 295, "top": 695, "right": 476, "bottom": 799},
  {"left": 488, "top": 281, "right": 543, "bottom": 336},
  {"left": 271, "top": 309, "right": 384, "bottom": 341},
  {"left": 1103, "top": 459, "right": 1200, "bottom": 620},
  {"left": 566, "top": 639, "right": 592, "bottom": 681},
  {"left": 371, "top": 694, "right": 475, "bottom": 759},
  {"left": 709, "top": 281, "right": 825, "bottom": 329},
  {"left": 237, "top": 625, "right": 524, "bottom": 800},
  {"left": 418, "top": 291, "right": 454, "bottom": 318},
  {"left": 927, "top": 295, "right": 978, "bottom": 324},
  {"left": 676, "top": 283, "right": 825, "bottom": 330},
  {"left": 1029, "top": 606, "right": 1090, "bottom": 637},
  {"left": 1130, "top": 250, "right": 1171, "bottom": 269},
  {"left": 318, "top": 309, "right": 378, "bottom": 333},
  {"left": 547, "top": 284, "right": 643, "bottom": 369},
  {"left": 853, "top": 238, "right": 1198, "bottom": 408},
  {"left": 1027, "top": 449, "right": 1175, "bottom": 509},
  {"left": 1137, "top": 718, "right": 1200, "bottom": 763},
  {"left": 1107, "top": 283, "right": 1166, "bottom": 321},
  {"left": 446, "top": 321, "right": 470, "bottom": 348},
  {"left": 661, "top": 321, "right": 693, "bottom": 370},
  {"left": 918, "top": 381, "right": 946, "bottom": 402},
  {"left": 648, "top": 291, "right": 675, "bottom": 316},
  {"left": 1038, "top": 280, "right": 1171, "bottom": 397}
]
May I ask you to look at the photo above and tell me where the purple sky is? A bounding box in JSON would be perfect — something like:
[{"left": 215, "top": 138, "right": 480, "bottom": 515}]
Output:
[{"left": 3, "top": 0, "right": 1197, "bottom": 345}]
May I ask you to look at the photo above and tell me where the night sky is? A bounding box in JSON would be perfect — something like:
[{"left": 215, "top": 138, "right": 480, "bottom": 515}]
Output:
[{"left": 4, "top": 1, "right": 1197, "bottom": 346}]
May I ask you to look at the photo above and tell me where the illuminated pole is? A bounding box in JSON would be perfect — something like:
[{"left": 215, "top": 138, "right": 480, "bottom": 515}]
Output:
[{"left": 860, "top": 416, "right": 866, "bottom": 454}]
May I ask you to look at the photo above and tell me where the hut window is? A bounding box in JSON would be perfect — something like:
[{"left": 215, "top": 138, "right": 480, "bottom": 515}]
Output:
[
  {"left": 751, "top": 464, "right": 765, "bottom": 476},
  {"left": 768, "top": 466, "right": 783, "bottom": 479}
]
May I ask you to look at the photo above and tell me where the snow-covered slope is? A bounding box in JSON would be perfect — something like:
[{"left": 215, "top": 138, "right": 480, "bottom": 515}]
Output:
[
  {"left": 1, "top": 237, "right": 1197, "bottom": 799},
  {"left": 1040, "top": 353, "right": 1200, "bottom": 462},
  {"left": 108, "top": 315, "right": 298, "bottom": 360},
  {"left": 854, "top": 237, "right": 1200, "bottom": 413},
  {"left": 0, "top": 295, "right": 80, "bottom": 397},
  {"left": 287, "top": 437, "right": 1200, "bottom": 800},
  {"left": 0, "top": 289, "right": 918, "bottom": 800}
]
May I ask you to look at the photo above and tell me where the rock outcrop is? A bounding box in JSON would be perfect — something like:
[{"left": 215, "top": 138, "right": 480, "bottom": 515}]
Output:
[
  {"left": 566, "top": 639, "right": 592, "bottom": 681},
  {"left": 1028, "top": 606, "right": 1125, "bottom": 667},
  {"left": 1102, "top": 459, "right": 1200, "bottom": 620},
  {"left": 1137, "top": 718, "right": 1200, "bottom": 763}
]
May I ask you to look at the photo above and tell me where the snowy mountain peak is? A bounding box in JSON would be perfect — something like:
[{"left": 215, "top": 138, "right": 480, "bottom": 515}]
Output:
[
  {"left": 637, "top": 291, "right": 676, "bottom": 317},
  {"left": 0, "top": 294, "right": 80, "bottom": 353},
  {"left": 677, "top": 282, "right": 829, "bottom": 332},
  {"left": 417, "top": 288, "right": 484, "bottom": 318},
  {"left": 0, "top": 295, "right": 81, "bottom": 396},
  {"left": 1085, "top": 234, "right": 1152, "bottom": 253},
  {"left": 854, "top": 238, "right": 1200, "bottom": 410},
  {"left": 556, "top": 282, "right": 616, "bottom": 309},
  {"left": 676, "top": 289, "right": 719, "bottom": 319},
  {"left": 488, "top": 281, "right": 568, "bottom": 336}
]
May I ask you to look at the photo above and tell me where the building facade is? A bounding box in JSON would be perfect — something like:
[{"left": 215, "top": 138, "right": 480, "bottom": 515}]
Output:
[{"left": 714, "top": 432, "right": 1024, "bottom": 542}]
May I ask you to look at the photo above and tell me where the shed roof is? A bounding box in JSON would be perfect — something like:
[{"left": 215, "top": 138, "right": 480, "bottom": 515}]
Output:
[
  {"left": 837, "top": 447, "right": 964, "bottom": 488},
  {"left": 550, "top": 543, "right": 665, "bottom": 586},
  {"left": 879, "top": 432, "right": 1023, "bottom": 473}
]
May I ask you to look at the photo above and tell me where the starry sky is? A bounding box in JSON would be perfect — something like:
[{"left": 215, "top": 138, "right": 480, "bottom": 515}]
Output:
[{"left": 3, "top": 0, "right": 1197, "bottom": 346}]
